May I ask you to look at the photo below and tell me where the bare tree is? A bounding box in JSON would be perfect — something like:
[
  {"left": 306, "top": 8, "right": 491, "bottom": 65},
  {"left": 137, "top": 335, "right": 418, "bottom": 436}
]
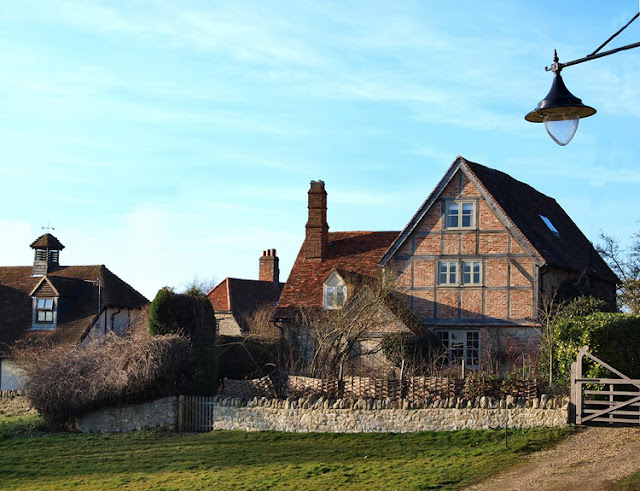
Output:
[
  {"left": 535, "top": 289, "right": 565, "bottom": 387},
  {"left": 597, "top": 231, "right": 640, "bottom": 313},
  {"left": 286, "top": 269, "right": 411, "bottom": 378}
]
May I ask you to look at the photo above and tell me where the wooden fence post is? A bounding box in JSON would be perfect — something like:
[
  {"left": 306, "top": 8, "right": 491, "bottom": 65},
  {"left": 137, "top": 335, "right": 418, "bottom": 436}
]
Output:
[
  {"left": 178, "top": 395, "right": 184, "bottom": 432},
  {"left": 570, "top": 362, "right": 576, "bottom": 424}
]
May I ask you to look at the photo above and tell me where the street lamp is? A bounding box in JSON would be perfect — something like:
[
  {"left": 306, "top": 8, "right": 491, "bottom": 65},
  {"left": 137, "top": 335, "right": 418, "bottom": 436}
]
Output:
[{"left": 526, "top": 11, "right": 640, "bottom": 146}]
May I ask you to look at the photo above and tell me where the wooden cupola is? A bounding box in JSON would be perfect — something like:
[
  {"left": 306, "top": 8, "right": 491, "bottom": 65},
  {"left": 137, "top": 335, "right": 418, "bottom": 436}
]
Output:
[{"left": 30, "top": 233, "right": 64, "bottom": 276}]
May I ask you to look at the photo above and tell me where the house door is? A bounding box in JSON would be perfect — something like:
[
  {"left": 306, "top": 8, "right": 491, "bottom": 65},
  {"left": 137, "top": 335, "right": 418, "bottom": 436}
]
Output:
[{"left": 437, "top": 330, "right": 480, "bottom": 369}]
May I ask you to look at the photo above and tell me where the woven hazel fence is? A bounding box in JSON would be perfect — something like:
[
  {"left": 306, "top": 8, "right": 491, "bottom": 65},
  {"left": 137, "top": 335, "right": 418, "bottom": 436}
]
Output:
[
  {"left": 406, "top": 377, "right": 460, "bottom": 401},
  {"left": 287, "top": 375, "right": 339, "bottom": 398},
  {"left": 219, "top": 376, "right": 275, "bottom": 399},
  {"left": 219, "top": 375, "right": 538, "bottom": 401}
]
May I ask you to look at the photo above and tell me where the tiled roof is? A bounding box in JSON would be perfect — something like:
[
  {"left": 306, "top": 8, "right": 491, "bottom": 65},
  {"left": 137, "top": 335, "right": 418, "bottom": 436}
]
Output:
[
  {"left": 30, "top": 233, "right": 64, "bottom": 250},
  {"left": 463, "top": 159, "right": 618, "bottom": 283},
  {"left": 0, "top": 265, "right": 148, "bottom": 355},
  {"left": 274, "top": 231, "right": 399, "bottom": 320},
  {"left": 208, "top": 278, "right": 284, "bottom": 331}
]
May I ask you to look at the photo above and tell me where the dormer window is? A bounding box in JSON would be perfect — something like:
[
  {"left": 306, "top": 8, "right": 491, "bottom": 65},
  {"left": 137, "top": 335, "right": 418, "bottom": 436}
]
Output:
[
  {"left": 324, "top": 271, "right": 347, "bottom": 309},
  {"left": 445, "top": 201, "right": 475, "bottom": 229},
  {"left": 32, "top": 297, "right": 57, "bottom": 329}
]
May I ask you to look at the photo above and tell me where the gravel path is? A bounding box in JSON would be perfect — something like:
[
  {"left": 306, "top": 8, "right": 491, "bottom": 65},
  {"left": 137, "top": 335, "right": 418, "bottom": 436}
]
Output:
[{"left": 468, "top": 426, "right": 640, "bottom": 491}]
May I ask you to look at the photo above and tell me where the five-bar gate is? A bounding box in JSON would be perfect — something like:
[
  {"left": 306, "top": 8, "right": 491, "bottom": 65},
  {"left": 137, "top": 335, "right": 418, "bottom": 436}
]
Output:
[{"left": 571, "top": 345, "right": 640, "bottom": 425}]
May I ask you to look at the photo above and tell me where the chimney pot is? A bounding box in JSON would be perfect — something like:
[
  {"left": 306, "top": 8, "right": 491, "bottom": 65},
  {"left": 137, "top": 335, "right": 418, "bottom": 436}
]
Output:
[
  {"left": 305, "top": 180, "right": 329, "bottom": 261},
  {"left": 259, "top": 248, "right": 280, "bottom": 283}
]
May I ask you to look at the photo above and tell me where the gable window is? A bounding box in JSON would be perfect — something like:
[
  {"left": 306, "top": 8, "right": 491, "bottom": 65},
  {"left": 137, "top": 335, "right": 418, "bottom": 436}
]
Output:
[
  {"left": 32, "top": 297, "right": 57, "bottom": 329},
  {"left": 438, "top": 261, "right": 458, "bottom": 285},
  {"left": 324, "top": 271, "right": 347, "bottom": 309},
  {"left": 462, "top": 261, "right": 482, "bottom": 285},
  {"left": 437, "top": 330, "right": 480, "bottom": 369},
  {"left": 445, "top": 201, "right": 475, "bottom": 229},
  {"left": 36, "top": 298, "right": 54, "bottom": 323}
]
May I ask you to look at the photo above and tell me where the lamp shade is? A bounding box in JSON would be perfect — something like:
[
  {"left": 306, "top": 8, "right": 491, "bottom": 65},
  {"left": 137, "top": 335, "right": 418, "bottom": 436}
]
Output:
[
  {"left": 525, "top": 72, "right": 596, "bottom": 145},
  {"left": 525, "top": 72, "right": 596, "bottom": 123}
]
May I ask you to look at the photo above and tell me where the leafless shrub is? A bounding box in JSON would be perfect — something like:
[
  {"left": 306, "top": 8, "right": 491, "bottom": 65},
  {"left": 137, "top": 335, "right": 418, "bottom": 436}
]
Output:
[
  {"left": 241, "top": 302, "right": 279, "bottom": 338},
  {"left": 14, "top": 308, "right": 192, "bottom": 426}
]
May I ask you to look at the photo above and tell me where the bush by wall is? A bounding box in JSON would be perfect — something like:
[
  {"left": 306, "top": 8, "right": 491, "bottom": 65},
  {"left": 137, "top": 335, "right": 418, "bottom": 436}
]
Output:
[
  {"left": 16, "top": 325, "right": 192, "bottom": 426},
  {"left": 554, "top": 312, "right": 640, "bottom": 385},
  {"left": 149, "top": 288, "right": 218, "bottom": 395}
]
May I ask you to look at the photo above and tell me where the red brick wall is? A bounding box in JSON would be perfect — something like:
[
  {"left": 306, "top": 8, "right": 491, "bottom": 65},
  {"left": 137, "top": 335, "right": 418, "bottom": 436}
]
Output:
[
  {"left": 208, "top": 279, "right": 230, "bottom": 311},
  {"left": 393, "top": 168, "right": 536, "bottom": 324}
]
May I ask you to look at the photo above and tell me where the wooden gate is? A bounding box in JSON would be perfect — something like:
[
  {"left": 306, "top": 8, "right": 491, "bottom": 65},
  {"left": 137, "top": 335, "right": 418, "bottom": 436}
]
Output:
[
  {"left": 571, "top": 345, "right": 640, "bottom": 425},
  {"left": 178, "top": 395, "right": 217, "bottom": 432}
]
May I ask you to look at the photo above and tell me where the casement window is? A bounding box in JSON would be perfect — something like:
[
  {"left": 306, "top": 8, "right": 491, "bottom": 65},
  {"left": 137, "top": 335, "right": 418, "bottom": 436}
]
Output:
[
  {"left": 437, "top": 330, "right": 480, "bottom": 369},
  {"left": 36, "top": 298, "right": 54, "bottom": 323},
  {"left": 32, "top": 297, "right": 57, "bottom": 329},
  {"left": 462, "top": 261, "right": 482, "bottom": 285},
  {"left": 438, "top": 261, "right": 458, "bottom": 285},
  {"left": 439, "top": 260, "right": 483, "bottom": 286},
  {"left": 324, "top": 271, "right": 347, "bottom": 309},
  {"left": 445, "top": 201, "right": 475, "bottom": 229}
]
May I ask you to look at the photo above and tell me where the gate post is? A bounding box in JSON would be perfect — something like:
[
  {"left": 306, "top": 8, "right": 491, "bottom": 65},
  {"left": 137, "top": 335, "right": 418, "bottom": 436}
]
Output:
[
  {"left": 570, "top": 362, "right": 576, "bottom": 424},
  {"left": 178, "top": 395, "right": 184, "bottom": 432}
]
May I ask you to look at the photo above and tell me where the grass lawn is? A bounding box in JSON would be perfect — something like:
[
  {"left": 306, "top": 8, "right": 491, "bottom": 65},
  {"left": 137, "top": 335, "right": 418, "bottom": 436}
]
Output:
[
  {"left": 608, "top": 470, "right": 640, "bottom": 491},
  {"left": 0, "top": 414, "right": 571, "bottom": 490}
]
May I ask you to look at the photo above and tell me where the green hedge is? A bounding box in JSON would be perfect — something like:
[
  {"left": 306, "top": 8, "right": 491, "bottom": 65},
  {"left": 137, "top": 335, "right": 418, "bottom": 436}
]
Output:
[
  {"left": 554, "top": 312, "right": 640, "bottom": 385},
  {"left": 149, "top": 287, "right": 218, "bottom": 395}
]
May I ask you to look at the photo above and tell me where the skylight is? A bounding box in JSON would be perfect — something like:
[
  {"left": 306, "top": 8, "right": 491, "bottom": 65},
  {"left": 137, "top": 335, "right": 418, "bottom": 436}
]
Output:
[{"left": 539, "top": 215, "right": 559, "bottom": 236}]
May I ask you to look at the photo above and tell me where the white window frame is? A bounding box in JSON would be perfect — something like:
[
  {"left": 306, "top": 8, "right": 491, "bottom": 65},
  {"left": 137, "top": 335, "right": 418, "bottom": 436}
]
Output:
[
  {"left": 32, "top": 296, "right": 58, "bottom": 330},
  {"left": 437, "top": 330, "right": 480, "bottom": 369},
  {"left": 462, "top": 260, "right": 482, "bottom": 285},
  {"left": 445, "top": 201, "right": 476, "bottom": 229},
  {"left": 438, "top": 261, "right": 458, "bottom": 285},
  {"left": 323, "top": 271, "right": 347, "bottom": 309}
]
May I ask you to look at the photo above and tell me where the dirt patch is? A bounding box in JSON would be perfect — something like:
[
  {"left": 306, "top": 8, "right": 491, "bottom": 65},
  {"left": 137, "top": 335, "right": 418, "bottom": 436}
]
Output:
[{"left": 468, "top": 426, "right": 640, "bottom": 491}]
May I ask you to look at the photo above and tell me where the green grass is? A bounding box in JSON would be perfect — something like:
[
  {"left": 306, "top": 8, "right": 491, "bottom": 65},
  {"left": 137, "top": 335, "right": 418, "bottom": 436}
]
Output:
[
  {"left": 608, "top": 470, "right": 640, "bottom": 491},
  {"left": 0, "top": 415, "right": 571, "bottom": 490}
]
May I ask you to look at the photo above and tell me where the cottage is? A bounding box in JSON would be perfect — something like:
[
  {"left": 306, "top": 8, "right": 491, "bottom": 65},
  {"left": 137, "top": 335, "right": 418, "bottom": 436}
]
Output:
[
  {"left": 274, "top": 156, "right": 617, "bottom": 372},
  {"left": 0, "top": 234, "right": 148, "bottom": 390},
  {"left": 208, "top": 249, "right": 284, "bottom": 336}
]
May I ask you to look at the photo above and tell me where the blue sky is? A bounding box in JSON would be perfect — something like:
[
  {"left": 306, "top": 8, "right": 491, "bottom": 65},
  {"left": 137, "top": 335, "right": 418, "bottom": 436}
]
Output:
[{"left": 1, "top": 1, "right": 639, "bottom": 299}]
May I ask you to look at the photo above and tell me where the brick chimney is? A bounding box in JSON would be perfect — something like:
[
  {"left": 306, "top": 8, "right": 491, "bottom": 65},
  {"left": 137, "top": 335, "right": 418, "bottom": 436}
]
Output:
[
  {"left": 259, "top": 249, "right": 280, "bottom": 283},
  {"left": 305, "top": 180, "right": 329, "bottom": 261}
]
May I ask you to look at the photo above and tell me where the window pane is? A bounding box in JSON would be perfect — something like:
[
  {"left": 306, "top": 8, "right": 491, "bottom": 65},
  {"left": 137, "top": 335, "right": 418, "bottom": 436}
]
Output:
[
  {"left": 438, "top": 263, "right": 447, "bottom": 284},
  {"left": 37, "top": 311, "right": 46, "bottom": 321},
  {"left": 462, "top": 262, "right": 471, "bottom": 284},
  {"left": 447, "top": 203, "right": 459, "bottom": 228},
  {"left": 45, "top": 311, "right": 53, "bottom": 322},
  {"left": 36, "top": 299, "right": 45, "bottom": 308},
  {"left": 462, "top": 203, "right": 473, "bottom": 227},
  {"left": 44, "top": 299, "right": 53, "bottom": 308},
  {"left": 336, "top": 286, "right": 345, "bottom": 306},
  {"left": 449, "top": 263, "right": 456, "bottom": 284},
  {"left": 473, "top": 262, "right": 481, "bottom": 283}
]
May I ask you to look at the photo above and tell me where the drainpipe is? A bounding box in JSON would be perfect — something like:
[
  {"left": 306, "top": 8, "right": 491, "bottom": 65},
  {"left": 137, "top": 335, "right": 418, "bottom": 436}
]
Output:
[{"left": 110, "top": 307, "right": 122, "bottom": 334}]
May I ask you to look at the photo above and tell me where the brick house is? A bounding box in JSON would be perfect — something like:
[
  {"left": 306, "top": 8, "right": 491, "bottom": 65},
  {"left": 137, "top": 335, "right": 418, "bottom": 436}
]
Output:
[
  {"left": 0, "top": 233, "right": 149, "bottom": 390},
  {"left": 274, "top": 156, "right": 617, "bottom": 372},
  {"left": 208, "top": 249, "right": 284, "bottom": 336}
]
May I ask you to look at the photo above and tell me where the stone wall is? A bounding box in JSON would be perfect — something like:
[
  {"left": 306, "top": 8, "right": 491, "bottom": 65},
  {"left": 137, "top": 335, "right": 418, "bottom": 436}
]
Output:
[
  {"left": 0, "top": 392, "right": 36, "bottom": 417},
  {"left": 209, "top": 395, "right": 568, "bottom": 433},
  {"left": 77, "top": 396, "right": 178, "bottom": 433}
]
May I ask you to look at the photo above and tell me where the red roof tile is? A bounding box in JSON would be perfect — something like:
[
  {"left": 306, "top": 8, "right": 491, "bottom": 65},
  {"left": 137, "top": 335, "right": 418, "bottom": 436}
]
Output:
[{"left": 274, "top": 231, "right": 399, "bottom": 320}]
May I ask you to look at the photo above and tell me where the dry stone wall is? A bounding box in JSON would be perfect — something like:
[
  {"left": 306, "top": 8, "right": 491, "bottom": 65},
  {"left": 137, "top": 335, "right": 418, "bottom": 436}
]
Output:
[
  {"left": 77, "top": 396, "right": 178, "bottom": 433},
  {"left": 209, "top": 395, "right": 568, "bottom": 433}
]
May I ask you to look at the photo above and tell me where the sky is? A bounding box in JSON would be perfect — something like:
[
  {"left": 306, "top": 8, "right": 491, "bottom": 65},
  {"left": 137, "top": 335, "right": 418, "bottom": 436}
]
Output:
[{"left": 1, "top": 1, "right": 640, "bottom": 299}]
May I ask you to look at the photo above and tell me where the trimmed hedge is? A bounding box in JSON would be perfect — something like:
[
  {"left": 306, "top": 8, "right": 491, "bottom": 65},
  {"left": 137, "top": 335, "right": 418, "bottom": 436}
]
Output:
[
  {"left": 554, "top": 312, "right": 640, "bottom": 385},
  {"left": 149, "top": 288, "right": 218, "bottom": 395}
]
